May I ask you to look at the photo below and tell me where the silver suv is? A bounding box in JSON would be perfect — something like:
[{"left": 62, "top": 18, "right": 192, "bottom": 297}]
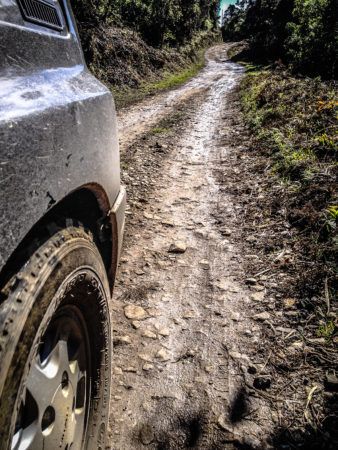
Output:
[{"left": 0, "top": 1, "right": 125, "bottom": 448}]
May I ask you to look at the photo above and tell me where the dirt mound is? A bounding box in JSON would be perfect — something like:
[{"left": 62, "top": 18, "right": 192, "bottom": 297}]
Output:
[{"left": 79, "top": 25, "right": 220, "bottom": 91}]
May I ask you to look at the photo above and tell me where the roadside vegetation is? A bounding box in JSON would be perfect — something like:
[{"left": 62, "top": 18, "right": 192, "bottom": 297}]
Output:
[
  {"left": 238, "top": 60, "right": 337, "bottom": 316},
  {"left": 221, "top": 0, "right": 337, "bottom": 325},
  {"left": 222, "top": 0, "right": 337, "bottom": 337},
  {"left": 70, "top": 0, "right": 221, "bottom": 107},
  {"left": 221, "top": 0, "right": 337, "bottom": 79},
  {"left": 221, "top": 0, "right": 337, "bottom": 443}
]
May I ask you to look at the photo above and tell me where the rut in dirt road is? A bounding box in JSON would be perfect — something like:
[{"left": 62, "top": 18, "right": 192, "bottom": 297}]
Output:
[{"left": 109, "top": 45, "right": 275, "bottom": 449}]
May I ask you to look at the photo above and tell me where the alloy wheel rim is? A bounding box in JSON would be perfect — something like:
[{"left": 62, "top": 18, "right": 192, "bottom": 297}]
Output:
[{"left": 12, "top": 305, "right": 90, "bottom": 450}]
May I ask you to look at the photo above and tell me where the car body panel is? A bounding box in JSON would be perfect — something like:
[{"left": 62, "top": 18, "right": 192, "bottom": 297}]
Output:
[{"left": 0, "top": 0, "right": 122, "bottom": 274}]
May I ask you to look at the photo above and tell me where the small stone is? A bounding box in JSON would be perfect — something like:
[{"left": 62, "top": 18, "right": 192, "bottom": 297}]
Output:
[
  {"left": 123, "top": 367, "right": 137, "bottom": 373},
  {"left": 158, "top": 328, "right": 170, "bottom": 337},
  {"left": 204, "top": 365, "right": 215, "bottom": 373},
  {"left": 251, "top": 292, "right": 265, "bottom": 301},
  {"left": 168, "top": 242, "right": 187, "bottom": 253},
  {"left": 245, "top": 278, "right": 257, "bottom": 285},
  {"left": 132, "top": 320, "right": 141, "bottom": 329},
  {"left": 253, "top": 311, "right": 270, "bottom": 321},
  {"left": 156, "top": 348, "right": 170, "bottom": 361},
  {"left": 113, "top": 367, "right": 123, "bottom": 375},
  {"left": 230, "top": 312, "right": 240, "bottom": 321},
  {"left": 213, "top": 280, "right": 229, "bottom": 291},
  {"left": 124, "top": 305, "right": 148, "bottom": 320},
  {"left": 199, "top": 259, "right": 210, "bottom": 269},
  {"left": 173, "top": 318, "right": 182, "bottom": 325},
  {"left": 229, "top": 351, "right": 245, "bottom": 360},
  {"left": 135, "top": 269, "right": 145, "bottom": 275},
  {"left": 118, "top": 335, "right": 131, "bottom": 344},
  {"left": 138, "top": 353, "right": 153, "bottom": 362},
  {"left": 252, "top": 285, "right": 265, "bottom": 291},
  {"left": 143, "top": 363, "right": 154, "bottom": 372},
  {"left": 161, "top": 220, "right": 175, "bottom": 227},
  {"left": 283, "top": 298, "right": 297, "bottom": 309},
  {"left": 246, "top": 235, "right": 256, "bottom": 242},
  {"left": 183, "top": 311, "right": 197, "bottom": 319},
  {"left": 113, "top": 395, "right": 122, "bottom": 401},
  {"left": 222, "top": 229, "right": 232, "bottom": 236},
  {"left": 143, "top": 330, "right": 157, "bottom": 339},
  {"left": 143, "top": 212, "right": 153, "bottom": 219},
  {"left": 140, "top": 424, "right": 154, "bottom": 445}
]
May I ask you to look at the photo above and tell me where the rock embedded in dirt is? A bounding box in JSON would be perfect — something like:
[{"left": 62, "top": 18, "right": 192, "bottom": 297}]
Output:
[
  {"left": 123, "top": 367, "right": 137, "bottom": 373},
  {"left": 124, "top": 305, "right": 148, "bottom": 320},
  {"left": 173, "top": 318, "right": 182, "bottom": 325},
  {"left": 183, "top": 311, "right": 197, "bottom": 319},
  {"left": 199, "top": 259, "right": 210, "bottom": 268},
  {"left": 156, "top": 348, "right": 170, "bottom": 361},
  {"left": 115, "top": 335, "right": 132, "bottom": 344},
  {"left": 283, "top": 298, "right": 297, "bottom": 309},
  {"left": 245, "top": 278, "right": 257, "bottom": 285},
  {"left": 143, "top": 329, "right": 157, "bottom": 339},
  {"left": 253, "top": 311, "right": 270, "bottom": 321},
  {"left": 138, "top": 353, "right": 153, "bottom": 362},
  {"left": 132, "top": 320, "right": 141, "bottom": 329},
  {"left": 158, "top": 328, "right": 170, "bottom": 336},
  {"left": 251, "top": 292, "right": 265, "bottom": 302},
  {"left": 114, "top": 367, "right": 123, "bottom": 375},
  {"left": 168, "top": 242, "right": 187, "bottom": 253},
  {"left": 213, "top": 280, "right": 229, "bottom": 291},
  {"left": 139, "top": 424, "right": 154, "bottom": 445},
  {"left": 204, "top": 365, "right": 215, "bottom": 373},
  {"left": 221, "top": 228, "right": 232, "bottom": 236},
  {"left": 252, "top": 285, "right": 265, "bottom": 291},
  {"left": 142, "top": 363, "right": 154, "bottom": 372}
]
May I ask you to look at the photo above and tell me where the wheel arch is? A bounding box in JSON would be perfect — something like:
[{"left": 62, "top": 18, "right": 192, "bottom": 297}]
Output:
[{"left": 0, "top": 184, "right": 117, "bottom": 298}]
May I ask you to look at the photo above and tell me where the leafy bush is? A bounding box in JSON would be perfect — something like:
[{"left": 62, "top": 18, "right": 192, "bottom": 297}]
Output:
[{"left": 221, "top": 0, "right": 338, "bottom": 79}]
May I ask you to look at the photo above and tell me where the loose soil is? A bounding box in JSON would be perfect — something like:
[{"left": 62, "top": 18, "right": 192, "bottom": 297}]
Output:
[{"left": 108, "top": 45, "right": 337, "bottom": 449}]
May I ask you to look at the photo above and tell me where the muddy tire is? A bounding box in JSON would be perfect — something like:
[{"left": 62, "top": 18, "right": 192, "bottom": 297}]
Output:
[{"left": 0, "top": 226, "right": 111, "bottom": 450}]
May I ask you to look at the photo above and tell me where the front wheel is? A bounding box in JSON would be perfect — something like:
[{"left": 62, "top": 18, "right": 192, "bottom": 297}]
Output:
[{"left": 0, "top": 226, "right": 112, "bottom": 450}]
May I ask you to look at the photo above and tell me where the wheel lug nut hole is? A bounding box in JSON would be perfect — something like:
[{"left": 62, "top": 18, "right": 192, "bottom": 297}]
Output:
[
  {"left": 62, "top": 371, "right": 70, "bottom": 396},
  {"left": 41, "top": 406, "right": 55, "bottom": 435},
  {"left": 62, "top": 371, "right": 69, "bottom": 389}
]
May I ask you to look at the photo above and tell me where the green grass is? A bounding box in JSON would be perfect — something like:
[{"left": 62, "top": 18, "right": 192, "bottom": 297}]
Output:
[
  {"left": 152, "top": 127, "right": 169, "bottom": 134},
  {"left": 112, "top": 49, "right": 207, "bottom": 109},
  {"left": 237, "top": 64, "right": 337, "bottom": 311}
]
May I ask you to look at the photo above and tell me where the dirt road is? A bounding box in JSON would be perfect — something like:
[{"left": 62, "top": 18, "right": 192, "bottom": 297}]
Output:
[{"left": 108, "top": 45, "right": 276, "bottom": 449}]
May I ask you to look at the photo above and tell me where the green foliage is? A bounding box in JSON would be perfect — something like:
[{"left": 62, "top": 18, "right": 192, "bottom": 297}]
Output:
[
  {"left": 221, "top": 0, "right": 338, "bottom": 79},
  {"left": 316, "top": 319, "right": 335, "bottom": 339},
  {"left": 285, "top": 0, "right": 338, "bottom": 78},
  {"left": 71, "top": 0, "right": 220, "bottom": 49}
]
